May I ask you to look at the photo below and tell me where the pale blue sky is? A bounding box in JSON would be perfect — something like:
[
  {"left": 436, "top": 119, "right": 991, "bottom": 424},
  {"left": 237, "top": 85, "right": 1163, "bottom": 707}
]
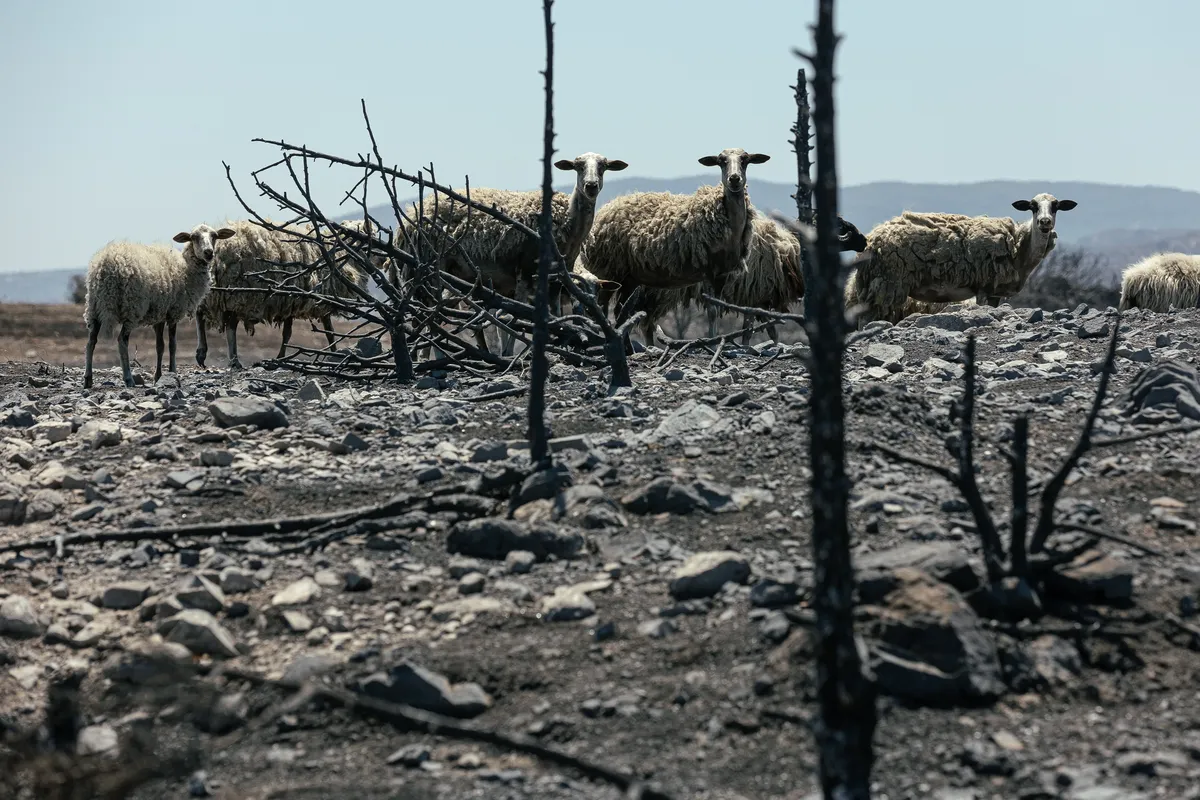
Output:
[{"left": 1, "top": 0, "right": 1197, "bottom": 272}]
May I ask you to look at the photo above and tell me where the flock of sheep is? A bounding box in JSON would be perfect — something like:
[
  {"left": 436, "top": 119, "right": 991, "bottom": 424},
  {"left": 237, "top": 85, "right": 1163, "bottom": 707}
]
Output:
[{"left": 79, "top": 143, "right": 1200, "bottom": 387}]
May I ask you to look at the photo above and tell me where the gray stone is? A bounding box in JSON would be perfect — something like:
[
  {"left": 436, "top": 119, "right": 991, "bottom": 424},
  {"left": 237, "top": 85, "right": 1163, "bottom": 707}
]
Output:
[
  {"left": 669, "top": 551, "right": 752, "bottom": 600},
  {"left": 79, "top": 420, "right": 122, "bottom": 449},
  {"left": 281, "top": 653, "right": 343, "bottom": 684},
  {"left": 76, "top": 724, "right": 119, "bottom": 756},
  {"left": 469, "top": 440, "right": 509, "bottom": 463},
  {"left": 856, "top": 542, "right": 980, "bottom": 599},
  {"left": 638, "top": 618, "right": 677, "bottom": 638},
  {"left": 208, "top": 397, "right": 289, "bottom": 430},
  {"left": 219, "top": 567, "right": 258, "bottom": 594},
  {"left": 430, "top": 596, "right": 514, "bottom": 622},
  {"left": 540, "top": 587, "right": 595, "bottom": 622},
  {"left": 1045, "top": 551, "right": 1134, "bottom": 603},
  {"left": 296, "top": 379, "right": 326, "bottom": 403},
  {"left": 345, "top": 558, "right": 374, "bottom": 592},
  {"left": 102, "top": 581, "right": 152, "bottom": 610},
  {"left": 0, "top": 483, "right": 27, "bottom": 525},
  {"left": 31, "top": 421, "right": 72, "bottom": 443},
  {"left": 158, "top": 609, "right": 239, "bottom": 657},
  {"left": 651, "top": 400, "right": 722, "bottom": 440},
  {"left": 176, "top": 574, "right": 226, "bottom": 613},
  {"left": 280, "top": 610, "right": 313, "bottom": 633},
  {"left": 0, "top": 595, "right": 43, "bottom": 639},
  {"left": 199, "top": 449, "right": 234, "bottom": 468},
  {"left": 505, "top": 550, "right": 536, "bottom": 574},
  {"left": 1077, "top": 317, "right": 1110, "bottom": 339},
  {"left": 865, "top": 343, "right": 905, "bottom": 370},
  {"left": 24, "top": 489, "right": 64, "bottom": 521},
  {"left": 864, "top": 569, "right": 1003, "bottom": 705},
  {"left": 911, "top": 311, "right": 993, "bottom": 332},
  {"left": 387, "top": 743, "right": 431, "bottom": 768},
  {"left": 166, "top": 470, "right": 206, "bottom": 490},
  {"left": 359, "top": 661, "right": 492, "bottom": 718},
  {"left": 271, "top": 577, "right": 321, "bottom": 607},
  {"left": 458, "top": 572, "right": 486, "bottom": 595},
  {"left": 621, "top": 477, "right": 707, "bottom": 515},
  {"left": 447, "top": 517, "right": 585, "bottom": 561}
]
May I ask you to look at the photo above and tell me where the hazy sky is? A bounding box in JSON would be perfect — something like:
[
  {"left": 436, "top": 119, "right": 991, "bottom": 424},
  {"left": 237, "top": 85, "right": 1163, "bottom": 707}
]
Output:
[{"left": 1, "top": 0, "right": 1197, "bottom": 273}]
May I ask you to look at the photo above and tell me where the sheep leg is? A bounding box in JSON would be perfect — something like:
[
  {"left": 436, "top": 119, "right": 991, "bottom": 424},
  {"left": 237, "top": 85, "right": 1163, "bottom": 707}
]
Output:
[
  {"left": 501, "top": 282, "right": 527, "bottom": 358},
  {"left": 195, "top": 310, "right": 208, "bottom": 367},
  {"left": 153, "top": 322, "right": 165, "bottom": 383},
  {"left": 767, "top": 323, "right": 779, "bottom": 345},
  {"left": 168, "top": 323, "right": 177, "bottom": 373},
  {"left": 277, "top": 318, "right": 292, "bottom": 360},
  {"left": 321, "top": 315, "right": 337, "bottom": 350},
  {"left": 118, "top": 324, "right": 134, "bottom": 387},
  {"left": 224, "top": 312, "right": 242, "bottom": 370},
  {"left": 83, "top": 319, "right": 101, "bottom": 389}
]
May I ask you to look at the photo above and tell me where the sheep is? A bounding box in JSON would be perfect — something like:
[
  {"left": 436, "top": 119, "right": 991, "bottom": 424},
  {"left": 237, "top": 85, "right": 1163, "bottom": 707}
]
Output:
[
  {"left": 194, "top": 219, "right": 369, "bottom": 368},
  {"left": 83, "top": 224, "right": 236, "bottom": 389},
  {"left": 844, "top": 270, "right": 976, "bottom": 319},
  {"left": 398, "top": 152, "right": 628, "bottom": 357},
  {"left": 1118, "top": 253, "right": 1200, "bottom": 312},
  {"left": 629, "top": 214, "right": 867, "bottom": 347},
  {"left": 848, "top": 193, "right": 1078, "bottom": 325},
  {"left": 579, "top": 148, "right": 771, "bottom": 350}
]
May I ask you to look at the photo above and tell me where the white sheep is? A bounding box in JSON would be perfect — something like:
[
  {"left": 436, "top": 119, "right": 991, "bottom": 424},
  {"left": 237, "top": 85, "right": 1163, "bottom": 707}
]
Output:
[
  {"left": 398, "top": 152, "right": 628, "bottom": 357},
  {"left": 1118, "top": 253, "right": 1200, "bottom": 312},
  {"left": 849, "top": 193, "right": 1078, "bottom": 325},
  {"left": 83, "top": 224, "right": 236, "bottom": 388},
  {"left": 578, "top": 148, "right": 769, "bottom": 348},
  {"left": 631, "top": 214, "right": 867, "bottom": 347},
  {"left": 195, "top": 219, "right": 369, "bottom": 368}
]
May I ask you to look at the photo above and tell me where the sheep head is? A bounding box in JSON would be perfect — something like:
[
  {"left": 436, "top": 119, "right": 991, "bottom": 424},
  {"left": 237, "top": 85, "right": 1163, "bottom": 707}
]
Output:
[
  {"left": 554, "top": 152, "right": 629, "bottom": 201},
  {"left": 173, "top": 224, "right": 236, "bottom": 264},
  {"left": 698, "top": 148, "right": 770, "bottom": 195},
  {"left": 836, "top": 216, "right": 868, "bottom": 252},
  {"left": 1012, "top": 193, "right": 1077, "bottom": 236}
]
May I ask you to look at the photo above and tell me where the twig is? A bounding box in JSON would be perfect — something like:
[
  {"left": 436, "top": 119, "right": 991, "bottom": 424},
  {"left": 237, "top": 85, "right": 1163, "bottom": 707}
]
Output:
[
  {"left": 466, "top": 386, "right": 529, "bottom": 402},
  {"left": 1054, "top": 521, "right": 1168, "bottom": 557},
  {"left": 208, "top": 665, "right": 675, "bottom": 800},
  {"left": 1092, "top": 423, "right": 1200, "bottom": 448},
  {"left": 1010, "top": 414, "right": 1030, "bottom": 579}
]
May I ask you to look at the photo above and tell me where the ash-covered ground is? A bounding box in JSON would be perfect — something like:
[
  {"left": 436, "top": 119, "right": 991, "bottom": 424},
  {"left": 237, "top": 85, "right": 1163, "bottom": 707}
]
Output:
[{"left": 2, "top": 303, "right": 1199, "bottom": 800}]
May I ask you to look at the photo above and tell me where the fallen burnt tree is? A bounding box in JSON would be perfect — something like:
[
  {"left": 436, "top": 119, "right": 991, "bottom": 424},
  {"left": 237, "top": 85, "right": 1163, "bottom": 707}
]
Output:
[{"left": 219, "top": 102, "right": 635, "bottom": 393}]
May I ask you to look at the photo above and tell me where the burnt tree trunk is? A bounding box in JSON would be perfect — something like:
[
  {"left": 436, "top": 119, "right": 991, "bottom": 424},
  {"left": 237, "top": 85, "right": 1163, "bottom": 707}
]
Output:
[
  {"left": 527, "top": 0, "right": 557, "bottom": 468},
  {"left": 792, "top": 67, "right": 817, "bottom": 321},
  {"left": 803, "top": 0, "right": 877, "bottom": 796}
]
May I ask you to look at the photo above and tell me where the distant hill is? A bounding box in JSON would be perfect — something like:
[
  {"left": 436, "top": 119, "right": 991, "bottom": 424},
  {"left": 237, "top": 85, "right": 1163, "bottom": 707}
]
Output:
[
  {"left": 0, "top": 268, "right": 85, "bottom": 304},
  {"left": 4, "top": 180, "right": 1199, "bottom": 303}
]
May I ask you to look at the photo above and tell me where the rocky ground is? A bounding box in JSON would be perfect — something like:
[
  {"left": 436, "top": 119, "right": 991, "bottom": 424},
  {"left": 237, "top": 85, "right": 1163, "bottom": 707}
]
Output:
[{"left": 2, "top": 302, "right": 1200, "bottom": 800}]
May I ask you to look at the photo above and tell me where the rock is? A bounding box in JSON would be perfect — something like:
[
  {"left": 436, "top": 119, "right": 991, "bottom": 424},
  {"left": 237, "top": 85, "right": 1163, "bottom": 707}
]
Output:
[
  {"left": 387, "top": 743, "right": 431, "bottom": 768},
  {"left": 669, "top": 551, "right": 752, "bottom": 600},
  {"left": 176, "top": 575, "right": 226, "bottom": 613},
  {"left": 516, "top": 465, "right": 573, "bottom": 505},
  {"left": 856, "top": 542, "right": 980, "bottom": 600},
  {"left": 296, "top": 380, "right": 326, "bottom": 403},
  {"left": 447, "top": 518, "right": 585, "bottom": 561},
  {"left": 272, "top": 577, "right": 321, "bottom": 607},
  {"left": 359, "top": 661, "right": 492, "bottom": 718},
  {"left": 31, "top": 420, "right": 72, "bottom": 443},
  {"left": 469, "top": 440, "right": 508, "bottom": 463},
  {"left": 638, "top": 618, "right": 676, "bottom": 639},
  {"left": 864, "top": 568, "right": 1004, "bottom": 705},
  {"left": 281, "top": 653, "right": 343, "bottom": 684},
  {"left": 166, "top": 470, "right": 206, "bottom": 490},
  {"left": 1077, "top": 317, "right": 1110, "bottom": 339},
  {"left": 1027, "top": 635, "right": 1082, "bottom": 687},
  {"left": 1115, "top": 750, "right": 1191, "bottom": 777},
  {"left": 750, "top": 577, "right": 801, "bottom": 608},
  {"left": 219, "top": 568, "right": 258, "bottom": 594},
  {"left": 911, "top": 311, "right": 993, "bottom": 332},
  {"left": 506, "top": 550, "right": 536, "bottom": 574},
  {"left": 865, "top": 343, "right": 905, "bottom": 371},
  {"left": 280, "top": 610, "right": 313, "bottom": 633},
  {"left": 758, "top": 610, "right": 792, "bottom": 643},
  {"left": 157, "top": 609, "right": 239, "bottom": 657},
  {"left": 199, "top": 449, "right": 234, "bottom": 467},
  {"left": 79, "top": 420, "right": 122, "bottom": 449},
  {"left": 430, "top": 596, "right": 514, "bottom": 622},
  {"left": 620, "top": 477, "right": 707, "bottom": 515},
  {"left": 208, "top": 397, "right": 289, "bottom": 430},
  {"left": 76, "top": 724, "right": 119, "bottom": 756},
  {"left": 341, "top": 432, "right": 369, "bottom": 453},
  {"left": 344, "top": 558, "right": 374, "bottom": 592},
  {"left": 71, "top": 620, "right": 109, "bottom": 648},
  {"left": 0, "top": 595, "right": 43, "bottom": 638},
  {"left": 651, "top": 400, "right": 723, "bottom": 440},
  {"left": 458, "top": 573, "right": 486, "bottom": 595},
  {"left": 102, "top": 581, "right": 152, "bottom": 610},
  {"left": 541, "top": 587, "right": 595, "bottom": 621},
  {"left": 24, "top": 489, "right": 64, "bottom": 521},
  {"left": 0, "top": 483, "right": 27, "bottom": 525},
  {"left": 1045, "top": 551, "right": 1134, "bottom": 604}
]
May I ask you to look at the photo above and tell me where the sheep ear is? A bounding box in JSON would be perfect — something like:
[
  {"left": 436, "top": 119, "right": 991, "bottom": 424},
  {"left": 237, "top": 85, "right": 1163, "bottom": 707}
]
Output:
[
  {"left": 173, "top": 232, "right": 191, "bottom": 243},
  {"left": 747, "top": 153, "right": 770, "bottom": 164},
  {"left": 1056, "top": 200, "right": 1078, "bottom": 211},
  {"left": 1011, "top": 200, "right": 1033, "bottom": 211},
  {"left": 605, "top": 160, "right": 629, "bottom": 172},
  {"left": 216, "top": 228, "right": 236, "bottom": 239},
  {"left": 554, "top": 159, "right": 575, "bottom": 171},
  {"left": 698, "top": 155, "right": 721, "bottom": 167}
]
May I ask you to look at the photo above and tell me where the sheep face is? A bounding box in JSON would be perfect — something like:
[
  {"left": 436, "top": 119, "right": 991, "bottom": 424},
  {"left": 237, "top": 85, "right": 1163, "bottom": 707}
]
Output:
[
  {"left": 837, "top": 217, "right": 868, "bottom": 252},
  {"left": 698, "top": 148, "right": 770, "bottom": 195},
  {"left": 173, "top": 224, "right": 236, "bottom": 265},
  {"left": 554, "top": 152, "right": 629, "bottom": 201},
  {"left": 1011, "top": 193, "right": 1077, "bottom": 236}
]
